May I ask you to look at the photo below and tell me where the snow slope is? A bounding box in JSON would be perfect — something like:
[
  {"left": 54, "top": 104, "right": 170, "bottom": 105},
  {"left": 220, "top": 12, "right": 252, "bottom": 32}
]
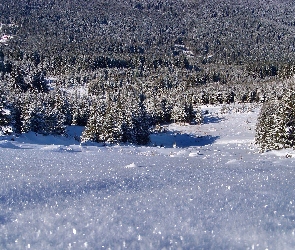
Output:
[{"left": 1, "top": 104, "right": 295, "bottom": 249}]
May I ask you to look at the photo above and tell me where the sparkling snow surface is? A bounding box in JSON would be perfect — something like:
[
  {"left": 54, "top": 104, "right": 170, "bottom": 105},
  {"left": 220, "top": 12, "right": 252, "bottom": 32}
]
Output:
[{"left": 1, "top": 104, "right": 295, "bottom": 249}]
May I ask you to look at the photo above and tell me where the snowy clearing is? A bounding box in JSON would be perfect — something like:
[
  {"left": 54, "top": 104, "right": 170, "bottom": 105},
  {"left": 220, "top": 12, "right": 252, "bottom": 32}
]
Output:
[{"left": 1, "top": 104, "right": 295, "bottom": 249}]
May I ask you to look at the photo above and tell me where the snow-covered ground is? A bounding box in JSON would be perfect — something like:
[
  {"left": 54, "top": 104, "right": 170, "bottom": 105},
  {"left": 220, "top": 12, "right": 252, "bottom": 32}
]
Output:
[{"left": 1, "top": 104, "right": 295, "bottom": 249}]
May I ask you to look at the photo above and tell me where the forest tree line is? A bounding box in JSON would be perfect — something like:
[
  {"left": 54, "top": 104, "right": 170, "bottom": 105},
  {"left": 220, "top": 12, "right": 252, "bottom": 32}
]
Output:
[{"left": 1, "top": 0, "right": 295, "bottom": 146}]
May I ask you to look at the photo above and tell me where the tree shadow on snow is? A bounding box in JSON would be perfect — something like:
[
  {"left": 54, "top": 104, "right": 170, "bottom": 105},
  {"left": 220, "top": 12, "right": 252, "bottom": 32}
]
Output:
[
  {"left": 150, "top": 132, "right": 219, "bottom": 148},
  {"left": 0, "top": 141, "right": 21, "bottom": 149},
  {"left": 202, "top": 114, "right": 224, "bottom": 124}
]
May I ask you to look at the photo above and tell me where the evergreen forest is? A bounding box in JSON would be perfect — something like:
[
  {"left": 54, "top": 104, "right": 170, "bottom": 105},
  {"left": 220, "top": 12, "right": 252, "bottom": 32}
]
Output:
[{"left": 1, "top": 0, "right": 295, "bottom": 147}]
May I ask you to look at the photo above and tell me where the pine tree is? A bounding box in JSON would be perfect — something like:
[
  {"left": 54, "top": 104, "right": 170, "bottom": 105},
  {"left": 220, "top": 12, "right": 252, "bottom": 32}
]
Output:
[
  {"left": 171, "top": 99, "right": 189, "bottom": 124},
  {"left": 99, "top": 101, "right": 123, "bottom": 143},
  {"left": 19, "top": 92, "right": 66, "bottom": 135},
  {"left": 280, "top": 90, "right": 295, "bottom": 148},
  {"left": 30, "top": 71, "right": 49, "bottom": 93},
  {"left": 71, "top": 94, "right": 90, "bottom": 126},
  {"left": 194, "top": 106, "right": 203, "bottom": 125},
  {"left": 185, "top": 102, "right": 195, "bottom": 123},
  {"left": 11, "top": 67, "right": 29, "bottom": 92},
  {"left": 28, "top": 106, "right": 47, "bottom": 134},
  {"left": 255, "top": 100, "right": 283, "bottom": 150},
  {"left": 131, "top": 97, "right": 150, "bottom": 145},
  {"left": 0, "top": 93, "right": 9, "bottom": 127},
  {"left": 53, "top": 90, "right": 72, "bottom": 126},
  {"left": 44, "top": 106, "right": 66, "bottom": 135},
  {"left": 255, "top": 89, "right": 295, "bottom": 151},
  {"left": 81, "top": 100, "right": 106, "bottom": 143}
]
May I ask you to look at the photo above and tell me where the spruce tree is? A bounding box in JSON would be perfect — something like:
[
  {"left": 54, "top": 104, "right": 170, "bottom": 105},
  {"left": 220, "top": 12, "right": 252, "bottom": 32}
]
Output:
[
  {"left": 30, "top": 71, "right": 49, "bottom": 93},
  {"left": 131, "top": 97, "right": 150, "bottom": 145},
  {"left": 255, "top": 89, "right": 295, "bottom": 151},
  {"left": 99, "top": 101, "right": 123, "bottom": 143},
  {"left": 0, "top": 93, "right": 9, "bottom": 127},
  {"left": 81, "top": 100, "right": 106, "bottom": 143}
]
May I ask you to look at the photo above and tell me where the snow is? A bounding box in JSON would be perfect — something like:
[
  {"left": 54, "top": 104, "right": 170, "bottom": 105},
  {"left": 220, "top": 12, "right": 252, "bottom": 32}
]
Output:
[
  {"left": 1, "top": 104, "right": 295, "bottom": 249},
  {"left": 125, "top": 162, "right": 137, "bottom": 168}
]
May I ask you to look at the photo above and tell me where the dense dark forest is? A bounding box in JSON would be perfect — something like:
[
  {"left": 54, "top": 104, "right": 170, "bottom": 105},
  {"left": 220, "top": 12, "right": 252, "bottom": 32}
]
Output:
[{"left": 1, "top": 0, "right": 295, "bottom": 146}]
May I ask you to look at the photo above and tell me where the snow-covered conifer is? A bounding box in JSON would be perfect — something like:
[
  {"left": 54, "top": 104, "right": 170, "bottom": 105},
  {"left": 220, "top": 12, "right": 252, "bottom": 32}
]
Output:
[
  {"left": 171, "top": 101, "right": 188, "bottom": 124},
  {"left": 81, "top": 100, "right": 106, "bottom": 143},
  {"left": 130, "top": 97, "right": 150, "bottom": 145},
  {"left": 0, "top": 92, "right": 10, "bottom": 128},
  {"left": 255, "top": 89, "right": 295, "bottom": 151},
  {"left": 99, "top": 100, "right": 124, "bottom": 143}
]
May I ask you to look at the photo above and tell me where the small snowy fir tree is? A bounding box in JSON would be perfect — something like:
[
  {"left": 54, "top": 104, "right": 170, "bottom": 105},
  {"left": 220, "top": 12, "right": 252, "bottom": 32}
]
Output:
[
  {"left": 131, "top": 98, "right": 150, "bottom": 145},
  {"left": 171, "top": 101, "right": 188, "bottom": 124},
  {"left": 81, "top": 101, "right": 105, "bottom": 143},
  {"left": 99, "top": 101, "right": 123, "bottom": 143},
  {"left": 121, "top": 94, "right": 150, "bottom": 145},
  {"left": 194, "top": 106, "right": 203, "bottom": 125},
  {"left": 44, "top": 106, "right": 66, "bottom": 135}
]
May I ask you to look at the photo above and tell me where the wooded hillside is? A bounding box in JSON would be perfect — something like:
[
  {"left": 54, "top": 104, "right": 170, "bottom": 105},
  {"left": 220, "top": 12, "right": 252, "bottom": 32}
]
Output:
[{"left": 1, "top": 0, "right": 295, "bottom": 145}]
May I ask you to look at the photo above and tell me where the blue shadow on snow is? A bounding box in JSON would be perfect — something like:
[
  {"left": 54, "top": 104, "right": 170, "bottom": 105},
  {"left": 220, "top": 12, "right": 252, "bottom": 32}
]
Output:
[
  {"left": 150, "top": 132, "right": 219, "bottom": 148},
  {"left": 203, "top": 115, "right": 224, "bottom": 124}
]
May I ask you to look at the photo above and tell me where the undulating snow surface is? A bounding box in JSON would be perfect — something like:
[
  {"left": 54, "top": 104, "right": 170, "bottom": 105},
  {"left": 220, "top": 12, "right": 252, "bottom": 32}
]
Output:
[{"left": 1, "top": 104, "right": 295, "bottom": 249}]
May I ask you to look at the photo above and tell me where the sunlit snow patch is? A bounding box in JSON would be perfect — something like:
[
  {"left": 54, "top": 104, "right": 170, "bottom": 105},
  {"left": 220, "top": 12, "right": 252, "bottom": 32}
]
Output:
[
  {"left": 189, "top": 151, "right": 201, "bottom": 157},
  {"left": 125, "top": 162, "right": 137, "bottom": 168},
  {"left": 215, "top": 139, "right": 254, "bottom": 144},
  {"left": 263, "top": 149, "right": 295, "bottom": 159},
  {"left": 225, "top": 159, "right": 238, "bottom": 164}
]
